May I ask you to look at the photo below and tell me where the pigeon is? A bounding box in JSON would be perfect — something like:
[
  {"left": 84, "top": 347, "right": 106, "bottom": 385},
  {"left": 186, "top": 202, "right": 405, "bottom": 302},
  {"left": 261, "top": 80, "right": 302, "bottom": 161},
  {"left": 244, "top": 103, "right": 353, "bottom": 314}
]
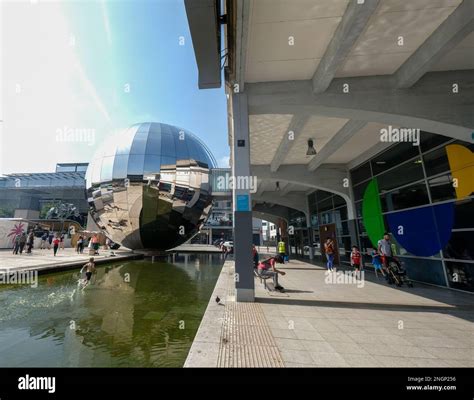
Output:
[{"left": 215, "top": 296, "right": 224, "bottom": 306}]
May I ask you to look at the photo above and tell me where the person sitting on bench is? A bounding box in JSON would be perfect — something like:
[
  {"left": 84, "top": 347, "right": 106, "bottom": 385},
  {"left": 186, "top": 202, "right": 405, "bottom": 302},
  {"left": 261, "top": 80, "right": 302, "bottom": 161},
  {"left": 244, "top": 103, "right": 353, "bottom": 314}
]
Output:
[{"left": 257, "top": 256, "right": 286, "bottom": 292}]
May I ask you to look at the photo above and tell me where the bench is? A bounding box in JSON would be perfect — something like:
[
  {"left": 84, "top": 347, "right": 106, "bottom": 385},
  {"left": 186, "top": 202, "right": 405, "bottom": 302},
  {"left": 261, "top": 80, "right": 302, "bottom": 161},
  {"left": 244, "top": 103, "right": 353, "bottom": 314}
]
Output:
[{"left": 253, "top": 268, "right": 272, "bottom": 289}]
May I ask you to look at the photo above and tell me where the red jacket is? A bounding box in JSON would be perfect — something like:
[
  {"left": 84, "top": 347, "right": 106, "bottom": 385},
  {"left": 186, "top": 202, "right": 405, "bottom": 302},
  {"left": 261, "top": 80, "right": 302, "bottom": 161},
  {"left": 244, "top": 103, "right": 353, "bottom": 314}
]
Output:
[{"left": 351, "top": 250, "right": 361, "bottom": 265}]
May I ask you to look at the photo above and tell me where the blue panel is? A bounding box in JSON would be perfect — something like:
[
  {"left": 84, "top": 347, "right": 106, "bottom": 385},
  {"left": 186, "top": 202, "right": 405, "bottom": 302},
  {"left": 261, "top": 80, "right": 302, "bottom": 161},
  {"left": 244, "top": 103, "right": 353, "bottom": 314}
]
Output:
[
  {"left": 386, "top": 202, "right": 455, "bottom": 257},
  {"left": 236, "top": 194, "right": 250, "bottom": 211}
]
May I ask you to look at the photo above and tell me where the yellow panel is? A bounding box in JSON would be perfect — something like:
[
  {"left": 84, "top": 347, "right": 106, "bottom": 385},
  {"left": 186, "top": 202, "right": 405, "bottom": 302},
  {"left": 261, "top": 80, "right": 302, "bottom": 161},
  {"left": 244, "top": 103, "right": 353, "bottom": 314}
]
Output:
[{"left": 446, "top": 144, "right": 474, "bottom": 199}]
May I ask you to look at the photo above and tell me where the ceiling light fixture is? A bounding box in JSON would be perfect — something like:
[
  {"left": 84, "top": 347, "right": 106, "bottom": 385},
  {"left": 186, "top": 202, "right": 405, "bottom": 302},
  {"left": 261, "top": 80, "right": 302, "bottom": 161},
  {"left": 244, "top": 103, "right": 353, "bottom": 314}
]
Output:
[{"left": 306, "top": 139, "right": 317, "bottom": 155}]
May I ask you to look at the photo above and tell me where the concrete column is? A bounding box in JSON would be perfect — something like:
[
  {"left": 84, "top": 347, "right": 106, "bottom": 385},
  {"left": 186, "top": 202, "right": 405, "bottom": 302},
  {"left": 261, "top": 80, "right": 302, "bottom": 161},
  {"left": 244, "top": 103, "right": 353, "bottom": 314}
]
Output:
[{"left": 231, "top": 92, "right": 255, "bottom": 302}]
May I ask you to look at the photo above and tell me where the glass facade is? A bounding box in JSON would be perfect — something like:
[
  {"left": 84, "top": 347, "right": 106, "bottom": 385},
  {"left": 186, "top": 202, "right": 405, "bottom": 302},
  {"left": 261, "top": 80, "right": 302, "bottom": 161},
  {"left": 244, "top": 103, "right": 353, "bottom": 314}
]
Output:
[
  {"left": 307, "top": 190, "right": 350, "bottom": 263},
  {"left": 350, "top": 132, "right": 474, "bottom": 292}
]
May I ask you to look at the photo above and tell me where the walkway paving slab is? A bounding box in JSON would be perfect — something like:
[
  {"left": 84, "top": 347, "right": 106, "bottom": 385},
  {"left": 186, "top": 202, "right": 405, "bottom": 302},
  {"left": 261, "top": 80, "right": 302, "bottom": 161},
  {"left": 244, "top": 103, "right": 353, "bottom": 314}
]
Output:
[{"left": 185, "top": 258, "right": 474, "bottom": 368}]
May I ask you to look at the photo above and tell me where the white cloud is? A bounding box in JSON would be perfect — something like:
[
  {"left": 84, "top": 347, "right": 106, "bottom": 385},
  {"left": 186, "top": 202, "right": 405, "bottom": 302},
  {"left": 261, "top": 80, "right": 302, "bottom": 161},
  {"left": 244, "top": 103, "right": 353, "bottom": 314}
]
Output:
[
  {"left": 1, "top": 1, "right": 113, "bottom": 174},
  {"left": 218, "top": 155, "right": 230, "bottom": 168}
]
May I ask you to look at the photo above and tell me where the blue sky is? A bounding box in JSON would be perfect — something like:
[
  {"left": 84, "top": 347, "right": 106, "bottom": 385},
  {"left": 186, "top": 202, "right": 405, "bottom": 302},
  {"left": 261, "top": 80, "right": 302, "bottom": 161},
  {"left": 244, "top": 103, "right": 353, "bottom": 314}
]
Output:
[{"left": 0, "top": 0, "right": 229, "bottom": 174}]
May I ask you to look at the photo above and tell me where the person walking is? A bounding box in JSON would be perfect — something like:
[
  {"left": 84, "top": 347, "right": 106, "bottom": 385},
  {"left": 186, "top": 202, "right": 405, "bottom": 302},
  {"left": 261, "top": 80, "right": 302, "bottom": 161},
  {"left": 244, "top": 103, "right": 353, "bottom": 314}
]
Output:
[
  {"left": 19, "top": 232, "right": 27, "bottom": 254},
  {"left": 59, "top": 232, "right": 65, "bottom": 250},
  {"left": 12, "top": 234, "right": 21, "bottom": 255},
  {"left": 91, "top": 234, "right": 99, "bottom": 255},
  {"left": 48, "top": 231, "right": 54, "bottom": 249},
  {"left": 277, "top": 239, "right": 286, "bottom": 260},
  {"left": 324, "top": 237, "right": 335, "bottom": 272},
  {"left": 76, "top": 235, "right": 84, "bottom": 254},
  {"left": 40, "top": 232, "right": 48, "bottom": 249},
  {"left": 378, "top": 232, "right": 395, "bottom": 283},
  {"left": 26, "top": 230, "right": 35, "bottom": 254},
  {"left": 52, "top": 235, "right": 60, "bottom": 256}
]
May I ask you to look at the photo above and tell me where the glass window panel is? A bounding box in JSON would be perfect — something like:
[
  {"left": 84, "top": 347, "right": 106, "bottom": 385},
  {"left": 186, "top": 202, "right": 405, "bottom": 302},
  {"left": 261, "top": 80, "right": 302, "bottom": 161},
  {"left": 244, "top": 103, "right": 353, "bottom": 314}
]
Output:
[
  {"left": 145, "top": 130, "right": 161, "bottom": 156},
  {"left": 174, "top": 130, "right": 189, "bottom": 161},
  {"left": 381, "top": 182, "right": 429, "bottom": 212},
  {"left": 127, "top": 154, "right": 145, "bottom": 177},
  {"left": 333, "top": 195, "right": 346, "bottom": 208},
  {"left": 445, "top": 261, "right": 474, "bottom": 292},
  {"left": 143, "top": 155, "right": 161, "bottom": 175},
  {"left": 353, "top": 180, "right": 369, "bottom": 202},
  {"left": 371, "top": 142, "right": 420, "bottom": 175},
  {"left": 350, "top": 162, "right": 371, "bottom": 185},
  {"left": 443, "top": 231, "right": 474, "bottom": 260},
  {"left": 161, "top": 156, "right": 177, "bottom": 166},
  {"left": 429, "top": 174, "right": 456, "bottom": 203},
  {"left": 400, "top": 257, "right": 446, "bottom": 287},
  {"left": 129, "top": 123, "right": 150, "bottom": 155},
  {"left": 378, "top": 159, "right": 424, "bottom": 192},
  {"left": 423, "top": 146, "right": 450, "bottom": 177},
  {"left": 334, "top": 206, "right": 348, "bottom": 222},
  {"left": 419, "top": 132, "right": 452, "bottom": 153},
  {"left": 317, "top": 196, "right": 333, "bottom": 212},
  {"left": 100, "top": 156, "right": 114, "bottom": 182},
  {"left": 453, "top": 198, "right": 474, "bottom": 229},
  {"left": 112, "top": 155, "right": 129, "bottom": 180},
  {"left": 316, "top": 190, "right": 333, "bottom": 202},
  {"left": 160, "top": 131, "right": 176, "bottom": 157},
  {"left": 355, "top": 201, "right": 363, "bottom": 219},
  {"left": 116, "top": 125, "right": 138, "bottom": 155}
]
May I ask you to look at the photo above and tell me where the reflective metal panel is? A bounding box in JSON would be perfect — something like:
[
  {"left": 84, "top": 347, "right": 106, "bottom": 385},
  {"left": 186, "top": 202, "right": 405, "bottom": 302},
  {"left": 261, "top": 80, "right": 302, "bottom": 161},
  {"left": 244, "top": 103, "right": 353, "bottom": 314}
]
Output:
[{"left": 86, "top": 122, "right": 216, "bottom": 250}]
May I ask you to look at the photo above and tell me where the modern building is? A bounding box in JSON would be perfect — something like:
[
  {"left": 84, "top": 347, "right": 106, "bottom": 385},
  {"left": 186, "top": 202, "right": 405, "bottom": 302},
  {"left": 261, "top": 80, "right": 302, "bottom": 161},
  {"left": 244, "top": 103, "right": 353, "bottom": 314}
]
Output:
[
  {"left": 0, "top": 162, "right": 89, "bottom": 222},
  {"left": 185, "top": 0, "right": 474, "bottom": 296},
  {"left": 262, "top": 220, "right": 277, "bottom": 242}
]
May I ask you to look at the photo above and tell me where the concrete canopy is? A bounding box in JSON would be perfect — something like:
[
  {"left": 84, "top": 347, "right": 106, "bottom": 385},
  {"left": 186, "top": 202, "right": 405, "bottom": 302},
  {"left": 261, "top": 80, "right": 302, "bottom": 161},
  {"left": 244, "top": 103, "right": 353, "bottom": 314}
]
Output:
[{"left": 228, "top": 0, "right": 474, "bottom": 212}]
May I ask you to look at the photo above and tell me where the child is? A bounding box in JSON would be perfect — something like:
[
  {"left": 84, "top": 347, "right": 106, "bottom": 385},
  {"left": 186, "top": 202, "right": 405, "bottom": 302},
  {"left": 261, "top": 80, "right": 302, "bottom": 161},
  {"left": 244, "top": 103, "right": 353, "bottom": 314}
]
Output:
[
  {"left": 350, "top": 245, "right": 361, "bottom": 277},
  {"left": 371, "top": 250, "right": 385, "bottom": 277},
  {"left": 52, "top": 235, "right": 60, "bottom": 256},
  {"left": 80, "top": 258, "right": 96, "bottom": 287}
]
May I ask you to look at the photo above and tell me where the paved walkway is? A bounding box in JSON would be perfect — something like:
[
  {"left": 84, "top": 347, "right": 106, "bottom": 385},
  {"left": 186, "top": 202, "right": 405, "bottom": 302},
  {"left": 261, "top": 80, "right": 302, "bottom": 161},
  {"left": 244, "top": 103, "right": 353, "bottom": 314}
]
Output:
[
  {"left": 0, "top": 248, "right": 140, "bottom": 274},
  {"left": 185, "top": 258, "right": 474, "bottom": 367}
]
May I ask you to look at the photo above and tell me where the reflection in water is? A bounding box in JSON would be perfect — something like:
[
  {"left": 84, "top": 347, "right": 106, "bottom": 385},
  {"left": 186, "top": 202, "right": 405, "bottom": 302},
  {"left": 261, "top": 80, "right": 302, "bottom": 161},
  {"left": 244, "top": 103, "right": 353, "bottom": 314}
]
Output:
[{"left": 0, "top": 253, "right": 223, "bottom": 367}]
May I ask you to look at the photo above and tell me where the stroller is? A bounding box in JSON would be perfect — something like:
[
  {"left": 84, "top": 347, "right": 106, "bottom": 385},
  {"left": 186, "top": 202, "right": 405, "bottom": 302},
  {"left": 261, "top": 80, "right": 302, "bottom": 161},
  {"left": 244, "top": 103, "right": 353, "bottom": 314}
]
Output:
[{"left": 382, "top": 255, "right": 413, "bottom": 287}]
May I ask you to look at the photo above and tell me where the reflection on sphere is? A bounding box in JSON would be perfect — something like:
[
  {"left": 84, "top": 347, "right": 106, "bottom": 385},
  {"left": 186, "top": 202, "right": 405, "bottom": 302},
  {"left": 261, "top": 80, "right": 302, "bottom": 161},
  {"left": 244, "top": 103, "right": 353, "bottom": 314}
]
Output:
[{"left": 86, "top": 122, "right": 216, "bottom": 250}]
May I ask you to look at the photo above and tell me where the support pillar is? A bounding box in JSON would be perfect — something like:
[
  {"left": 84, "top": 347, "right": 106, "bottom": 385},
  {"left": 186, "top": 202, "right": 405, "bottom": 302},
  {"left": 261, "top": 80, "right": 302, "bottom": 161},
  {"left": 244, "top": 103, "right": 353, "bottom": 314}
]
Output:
[{"left": 231, "top": 92, "right": 255, "bottom": 302}]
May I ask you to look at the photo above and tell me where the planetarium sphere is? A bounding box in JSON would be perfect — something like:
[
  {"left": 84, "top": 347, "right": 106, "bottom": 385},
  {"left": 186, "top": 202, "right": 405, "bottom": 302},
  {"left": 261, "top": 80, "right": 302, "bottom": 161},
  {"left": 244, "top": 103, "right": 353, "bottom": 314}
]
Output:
[{"left": 85, "top": 122, "right": 216, "bottom": 250}]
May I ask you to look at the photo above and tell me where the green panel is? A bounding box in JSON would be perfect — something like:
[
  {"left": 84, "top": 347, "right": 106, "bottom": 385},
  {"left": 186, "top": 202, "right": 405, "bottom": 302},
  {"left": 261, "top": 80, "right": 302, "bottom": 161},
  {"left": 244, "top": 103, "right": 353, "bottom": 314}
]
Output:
[{"left": 362, "top": 178, "right": 386, "bottom": 248}]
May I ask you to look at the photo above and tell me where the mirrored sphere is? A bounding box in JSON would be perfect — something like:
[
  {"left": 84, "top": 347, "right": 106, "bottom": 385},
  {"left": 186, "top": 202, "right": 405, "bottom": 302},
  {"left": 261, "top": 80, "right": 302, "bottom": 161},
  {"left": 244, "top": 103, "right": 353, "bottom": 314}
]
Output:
[{"left": 86, "top": 122, "right": 216, "bottom": 250}]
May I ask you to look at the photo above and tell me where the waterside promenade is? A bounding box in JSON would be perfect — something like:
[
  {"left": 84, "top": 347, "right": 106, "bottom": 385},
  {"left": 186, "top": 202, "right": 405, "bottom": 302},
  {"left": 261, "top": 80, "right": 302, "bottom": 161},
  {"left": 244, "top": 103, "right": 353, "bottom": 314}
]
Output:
[{"left": 185, "top": 259, "right": 474, "bottom": 367}]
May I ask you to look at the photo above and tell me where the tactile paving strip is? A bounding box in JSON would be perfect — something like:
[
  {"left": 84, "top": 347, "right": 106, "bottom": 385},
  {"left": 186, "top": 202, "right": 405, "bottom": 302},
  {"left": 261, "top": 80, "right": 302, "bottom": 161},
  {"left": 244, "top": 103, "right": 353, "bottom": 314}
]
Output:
[{"left": 217, "top": 302, "right": 285, "bottom": 367}]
